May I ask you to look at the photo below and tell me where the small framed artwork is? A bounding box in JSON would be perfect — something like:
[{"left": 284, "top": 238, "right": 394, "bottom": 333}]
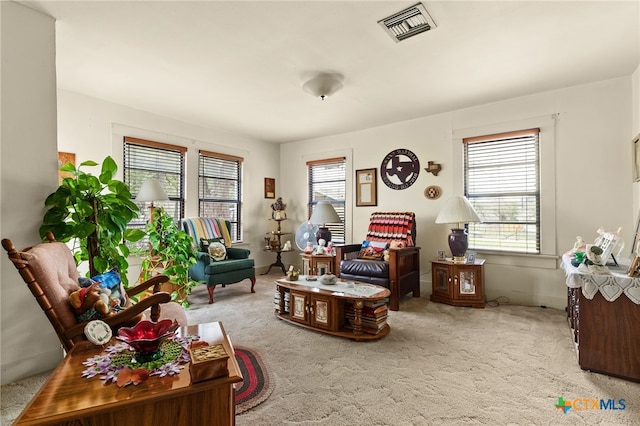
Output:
[
  {"left": 627, "top": 255, "right": 640, "bottom": 277},
  {"left": 466, "top": 252, "right": 476, "bottom": 263},
  {"left": 632, "top": 212, "right": 640, "bottom": 257},
  {"left": 634, "top": 134, "right": 640, "bottom": 182},
  {"left": 356, "top": 168, "right": 377, "bottom": 207},
  {"left": 437, "top": 250, "right": 446, "bottom": 261},
  {"left": 264, "top": 178, "right": 275, "bottom": 199},
  {"left": 57, "top": 152, "right": 75, "bottom": 184}
]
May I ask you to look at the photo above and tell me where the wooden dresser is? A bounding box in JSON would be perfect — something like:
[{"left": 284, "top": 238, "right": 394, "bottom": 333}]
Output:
[
  {"left": 562, "top": 256, "right": 640, "bottom": 382},
  {"left": 14, "top": 322, "right": 242, "bottom": 426}
]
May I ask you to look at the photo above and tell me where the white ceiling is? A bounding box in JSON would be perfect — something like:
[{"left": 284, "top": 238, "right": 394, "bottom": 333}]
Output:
[{"left": 20, "top": 1, "right": 640, "bottom": 143}]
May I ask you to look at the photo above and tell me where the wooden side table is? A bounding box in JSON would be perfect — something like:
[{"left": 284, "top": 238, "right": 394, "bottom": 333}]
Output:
[
  {"left": 263, "top": 218, "right": 292, "bottom": 274},
  {"left": 430, "top": 259, "right": 486, "bottom": 308},
  {"left": 13, "top": 322, "right": 242, "bottom": 426},
  {"left": 300, "top": 253, "right": 335, "bottom": 276}
]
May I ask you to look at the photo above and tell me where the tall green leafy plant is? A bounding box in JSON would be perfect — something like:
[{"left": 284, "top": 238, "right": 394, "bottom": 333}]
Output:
[
  {"left": 140, "top": 207, "right": 199, "bottom": 307},
  {"left": 39, "top": 156, "right": 145, "bottom": 284}
]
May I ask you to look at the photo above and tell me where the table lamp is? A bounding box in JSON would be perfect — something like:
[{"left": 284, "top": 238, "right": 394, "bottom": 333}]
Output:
[
  {"left": 309, "top": 201, "right": 341, "bottom": 243},
  {"left": 435, "top": 195, "right": 481, "bottom": 262},
  {"left": 135, "top": 178, "right": 169, "bottom": 218}
]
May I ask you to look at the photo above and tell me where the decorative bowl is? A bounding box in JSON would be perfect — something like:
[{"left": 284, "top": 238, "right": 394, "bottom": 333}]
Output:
[
  {"left": 117, "top": 319, "right": 179, "bottom": 360},
  {"left": 318, "top": 274, "right": 337, "bottom": 285}
]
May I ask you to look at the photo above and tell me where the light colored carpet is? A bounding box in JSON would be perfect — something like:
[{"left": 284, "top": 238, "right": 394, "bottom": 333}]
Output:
[{"left": 3, "top": 273, "right": 640, "bottom": 425}]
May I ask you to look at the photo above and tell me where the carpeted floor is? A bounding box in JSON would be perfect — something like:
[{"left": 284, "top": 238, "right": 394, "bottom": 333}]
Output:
[{"left": 3, "top": 273, "right": 640, "bottom": 425}]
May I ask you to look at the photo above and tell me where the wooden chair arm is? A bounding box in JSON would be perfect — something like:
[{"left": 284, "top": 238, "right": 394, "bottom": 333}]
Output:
[
  {"left": 126, "top": 274, "right": 170, "bottom": 297},
  {"left": 334, "top": 244, "right": 361, "bottom": 259},
  {"left": 63, "top": 292, "right": 173, "bottom": 340}
]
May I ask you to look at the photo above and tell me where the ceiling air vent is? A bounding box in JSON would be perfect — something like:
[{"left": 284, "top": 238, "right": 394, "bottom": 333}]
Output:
[{"left": 378, "top": 3, "right": 436, "bottom": 43}]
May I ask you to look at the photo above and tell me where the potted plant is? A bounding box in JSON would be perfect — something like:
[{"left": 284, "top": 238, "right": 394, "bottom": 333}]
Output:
[
  {"left": 39, "top": 156, "right": 145, "bottom": 285},
  {"left": 139, "top": 207, "right": 199, "bottom": 307}
]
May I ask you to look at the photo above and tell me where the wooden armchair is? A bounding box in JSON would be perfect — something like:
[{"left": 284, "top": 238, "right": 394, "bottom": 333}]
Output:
[
  {"left": 2, "top": 232, "right": 187, "bottom": 352},
  {"left": 334, "top": 212, "right": 421, "bottom": 311}
]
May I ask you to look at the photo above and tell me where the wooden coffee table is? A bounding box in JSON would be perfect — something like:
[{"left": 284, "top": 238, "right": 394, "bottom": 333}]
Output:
[
  {"left": 13, "top": 322, "right": 242, "bottom": 426},
  {"left": 274, "top": 277, "right": 391, "bottom": 341}
]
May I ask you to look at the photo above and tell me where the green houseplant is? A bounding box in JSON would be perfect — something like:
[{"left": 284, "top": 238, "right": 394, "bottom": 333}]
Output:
[
  {"left": 39, "top": 156, "right": 145, "bottom": 284},
  {"left": 139, "top": 207, "right": 199, "bottom": 307}
]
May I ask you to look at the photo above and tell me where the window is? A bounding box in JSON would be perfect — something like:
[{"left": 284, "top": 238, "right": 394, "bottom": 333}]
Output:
[
  {"left": 307, "top": 157, "right": 346, "bottom": 243},
  {"left": 464, "top": 128, "right": 540, "bottom": 254},
  {"left": 199, "top": 150, "right": 243, "bottom": 242},
  {"left": 123, "top": 137, "right": 186, "bottom": 233}
]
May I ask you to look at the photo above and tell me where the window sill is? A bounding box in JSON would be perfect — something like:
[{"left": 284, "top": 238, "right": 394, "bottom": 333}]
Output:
[{"left": 473, "top": 251, "right": 559, "bottom": 269}]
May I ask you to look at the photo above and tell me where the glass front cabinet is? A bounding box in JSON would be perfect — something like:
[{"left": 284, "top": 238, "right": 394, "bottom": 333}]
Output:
[{"left": 430, "top": 259, "right": 485, "bottom": 308}]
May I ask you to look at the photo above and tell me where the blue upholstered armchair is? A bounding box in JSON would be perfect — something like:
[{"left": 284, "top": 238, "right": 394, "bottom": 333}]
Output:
[{"left": 181, "top": 218, "right": 256, "bottom": 304}]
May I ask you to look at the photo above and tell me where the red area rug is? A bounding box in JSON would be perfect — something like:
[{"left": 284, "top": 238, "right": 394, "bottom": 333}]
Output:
[{"left": 234, "top": 347, "right": 272, "bottom": 414}]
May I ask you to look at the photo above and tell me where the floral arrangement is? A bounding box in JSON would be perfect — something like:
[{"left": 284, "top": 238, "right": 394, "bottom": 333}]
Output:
[{"left": 81, "top": 335, "right": 198, "bottom": 387}]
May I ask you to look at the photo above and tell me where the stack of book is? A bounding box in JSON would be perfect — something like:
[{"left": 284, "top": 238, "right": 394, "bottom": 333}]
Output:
[
  {"left": 274, "top": 288, "right": 290, "bottom": 313},
  {"left": 344, "top": 300, "right": 388, "bottom": 334}
]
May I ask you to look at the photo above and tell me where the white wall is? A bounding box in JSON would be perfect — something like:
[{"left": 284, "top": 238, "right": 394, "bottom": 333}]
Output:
[
  {"left": 0, "top": 4, "right": 282, "bottom": 384},
  {"left": 0, "top": 2, "right": 62, "bottom": 384},
  {"left": 633, "top": 65, "right": 640, "bottom": 237},
  {"left": 56, "top": 89, "right": 282, "bottom": 282},
  {"left": 281, "top": 76, "right": 633, "bottom": 310}
]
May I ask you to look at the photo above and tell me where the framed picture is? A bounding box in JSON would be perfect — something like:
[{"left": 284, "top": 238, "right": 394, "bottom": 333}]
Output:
[
  {"left": 634, "top": 134, "right": 640, "bottom": 182},
  {"left": 264, "top": 178, "right": 275, "bottom": 199},
  {"left": 57, "top": 152, "right": 75, "bottom": 184},
  {"left": 627, "top": 255, "right": 640, "bottom": 277},
  {"left": 466, "top": 252, "right": 476, "bottom": 263},
  {"left": 437, "top": 250, "right": 446, "bottom": 261},
  {"left": 356, "top": 168, "right": 377, "bottom": 206},
  {"left": 633, "top": 212, "right": 640, "bottom": 256}
]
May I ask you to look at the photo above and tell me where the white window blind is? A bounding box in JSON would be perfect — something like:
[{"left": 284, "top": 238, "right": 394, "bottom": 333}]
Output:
[
  {"left": 199, "top": 150, "right": 243, "bottom": 241},
  {"left": 464, "top": 128, "right": 540, "bottom": 254},
  {"left": 123, "top": 137, "right": 185, "bottom": 231},
  {"left": 307, "top": 157, "right": 346, "bottom": 244}
]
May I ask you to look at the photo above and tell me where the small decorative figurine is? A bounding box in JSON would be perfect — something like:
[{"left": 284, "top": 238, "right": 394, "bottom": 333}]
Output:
[
  {"left": 314, "top": 239, "right": 327, "bottom": 255},
  {"left": 282, "top": 240, "right": 292, "bottom": 251},
  {"left": 326, "top": 241, "right": 334, "bottom": 255},
  {"left": 271, "top": 197, "right": 287, "bottom": 220},
  {"left": 303, "top": 241, "right": 314, "bottom": 254}
]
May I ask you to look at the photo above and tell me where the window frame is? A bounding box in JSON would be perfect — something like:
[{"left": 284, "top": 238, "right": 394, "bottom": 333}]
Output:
[
  {"left": 307, "top": 157, "right": 346, "bottom": 244},
  {"left": 123, "top": 136, "right": 186, "bottom": 229},
  {"left": 463, "top": 128, "right": 541, "bottom": 254},
  {"left": 452, "top": 115, "right": 557, "bottom": 267},
  {"left": 198, "top": 150, "right": 243, "bottom": 242}
]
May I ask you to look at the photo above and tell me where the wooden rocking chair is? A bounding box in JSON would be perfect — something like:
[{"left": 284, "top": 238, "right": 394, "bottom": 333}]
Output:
[{"left": 2, "top": 232, "right": 187, "bottom": 352}]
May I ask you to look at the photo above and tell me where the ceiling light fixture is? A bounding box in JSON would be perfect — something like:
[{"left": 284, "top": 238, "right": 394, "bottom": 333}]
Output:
[{"left": 302, "top": 73, "right": 343, "bottom": 100}]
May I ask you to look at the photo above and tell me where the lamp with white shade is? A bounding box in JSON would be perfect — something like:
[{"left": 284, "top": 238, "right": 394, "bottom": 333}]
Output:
[
  {"left": 309, "top": 201, "right": 341, "bottom": 243},
  {"left": 135, "top": 178, "right": 169, "bottom": 218},
  {"left": 435, "top": 195, "right": 481, "bottom": 262}
]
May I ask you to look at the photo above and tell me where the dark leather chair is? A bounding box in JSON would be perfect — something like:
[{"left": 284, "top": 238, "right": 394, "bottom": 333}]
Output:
[{"left": 335, "top": 212, "right": 420, "bottom": 311}]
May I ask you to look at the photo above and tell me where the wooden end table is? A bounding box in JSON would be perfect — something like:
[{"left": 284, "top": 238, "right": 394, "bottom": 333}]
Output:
[
  {"left": 13, "top": 322, "right": 242, "bottom": 426},
  {"left": 430, "top": 259, "right": 486, "bottom": 308},
  {"left": 300, "top": 253, "right": 335, "bottom": 276}
]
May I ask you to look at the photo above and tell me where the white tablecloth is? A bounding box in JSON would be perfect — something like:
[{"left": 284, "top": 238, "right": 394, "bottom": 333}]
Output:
[
  {"left": 561, "top": 255, "right": 640, "bottom": 304},
  {"left": 279, "top": 276, "right": 385, "bottom": 297}
]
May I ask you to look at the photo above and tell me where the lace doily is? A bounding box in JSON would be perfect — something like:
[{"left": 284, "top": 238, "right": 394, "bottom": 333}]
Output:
[{"left": 81, "top": 335, "right": 197, "bottom": 383}]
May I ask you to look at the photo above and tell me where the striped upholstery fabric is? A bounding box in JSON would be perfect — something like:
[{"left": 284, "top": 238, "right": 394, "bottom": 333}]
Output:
[
  {"left": 181, "top": 217, "right": 232, "bottom": 248},
  {"left": 365, "top": 212, "right": 416, "bottom": 247}
]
